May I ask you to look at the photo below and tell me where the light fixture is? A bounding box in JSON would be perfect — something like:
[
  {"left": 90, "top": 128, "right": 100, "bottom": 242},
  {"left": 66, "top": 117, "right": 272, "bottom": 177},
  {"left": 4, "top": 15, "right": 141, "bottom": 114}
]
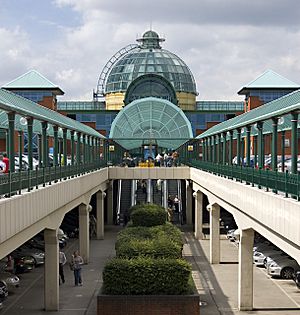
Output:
[
  {"left": 19, "top": 117, "right": 27, "bottom": 126},
  {"left": 253, "top": 123, "right": 258, "bottom": 130},
  {"left": 241, "top": 127, "right": 245, "bottom": 133},
  {"left": 278, "top": 116, "right": 285, "bottom": 125},
  {"left": 58, "top": 127, "right": 63, "bottom": 133}
]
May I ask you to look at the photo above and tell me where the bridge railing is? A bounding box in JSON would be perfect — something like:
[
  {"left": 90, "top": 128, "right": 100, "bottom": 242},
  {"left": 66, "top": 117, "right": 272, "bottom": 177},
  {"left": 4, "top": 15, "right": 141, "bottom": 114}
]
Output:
[
  {"left": 186, "top": 159, "right": 300, "bottom": 201},
  {"left": 0, "top": 160, "right": 107, "bottom": 197}
]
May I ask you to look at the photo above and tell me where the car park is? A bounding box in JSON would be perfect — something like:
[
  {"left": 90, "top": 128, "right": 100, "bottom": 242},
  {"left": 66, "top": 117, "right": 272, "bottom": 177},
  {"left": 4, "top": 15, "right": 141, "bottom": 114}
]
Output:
[
  {"left": 14, "top": 246, "right": 45, "bottom": 266},
  {"left": 253, "top": 246, "right": 282, "bottom": 267},
  {"left": 9, "top": 253, "right": 35, "bottom": 274},
  {"left": 267, "top": 256, "right": 300, "bottom": 279}
]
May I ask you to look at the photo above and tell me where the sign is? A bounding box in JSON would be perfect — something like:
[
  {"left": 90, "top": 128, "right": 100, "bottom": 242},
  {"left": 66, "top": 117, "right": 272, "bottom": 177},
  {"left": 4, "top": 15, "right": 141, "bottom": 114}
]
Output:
[
  {"left": 109, "top": 145, "right": 115, "bottom": 152},
  {"left": 187, "top": 145, "right": 194, "bottom": 152}
]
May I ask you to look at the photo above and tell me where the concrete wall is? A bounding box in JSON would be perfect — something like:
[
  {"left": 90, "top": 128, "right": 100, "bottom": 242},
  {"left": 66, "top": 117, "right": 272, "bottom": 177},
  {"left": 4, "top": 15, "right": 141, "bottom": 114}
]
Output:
[{"left": 190, "top": 168, "right": 300, "bottom": 263}]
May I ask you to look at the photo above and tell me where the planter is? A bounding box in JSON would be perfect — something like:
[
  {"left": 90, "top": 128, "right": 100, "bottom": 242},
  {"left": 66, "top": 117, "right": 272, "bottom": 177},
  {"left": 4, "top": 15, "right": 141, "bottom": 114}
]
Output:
[{"left": 97, "top": 293, "right": 200, "bottom": 315}]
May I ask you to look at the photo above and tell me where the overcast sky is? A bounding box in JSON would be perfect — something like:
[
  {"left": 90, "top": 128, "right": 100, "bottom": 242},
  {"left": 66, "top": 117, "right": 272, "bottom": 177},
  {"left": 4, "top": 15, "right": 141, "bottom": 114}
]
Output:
[{"left": 1, "top": 0, "right": 300, "bottom": 101}]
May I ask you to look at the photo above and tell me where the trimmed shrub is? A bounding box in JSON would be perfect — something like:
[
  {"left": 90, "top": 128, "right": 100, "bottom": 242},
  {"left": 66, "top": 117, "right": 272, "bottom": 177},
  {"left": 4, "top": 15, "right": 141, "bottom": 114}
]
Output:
[
  {"left": 131, "top": 204, "right": 166, "bottom": 227},
  {"left": 117, "top": 237, "right": 182, "bottom": 259},
  {"left": 102, "top": 257, "right": 191, "bottom": 295}
]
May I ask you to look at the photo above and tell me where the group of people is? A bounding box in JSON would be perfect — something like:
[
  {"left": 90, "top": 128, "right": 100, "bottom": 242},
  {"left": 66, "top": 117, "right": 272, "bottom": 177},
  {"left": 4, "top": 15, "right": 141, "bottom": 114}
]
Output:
[
  {"left": 155, "top": 150, "right": 179, "bottom": 167},
  {"left": 59, "top": 249, "right": 84, "bottom": 287}
]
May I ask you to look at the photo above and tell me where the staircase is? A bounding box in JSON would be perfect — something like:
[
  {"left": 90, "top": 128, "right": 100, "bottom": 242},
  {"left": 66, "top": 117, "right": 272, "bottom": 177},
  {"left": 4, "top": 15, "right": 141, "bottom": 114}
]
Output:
[
  {"left": 152, "top": 179, "right": 163, "bottom": 206},
  {"left": 167, "top": 180, "right": 181, "bottom": 224},
  {"left": 136, "top": 180, "right": 147, "bottom": 205}
]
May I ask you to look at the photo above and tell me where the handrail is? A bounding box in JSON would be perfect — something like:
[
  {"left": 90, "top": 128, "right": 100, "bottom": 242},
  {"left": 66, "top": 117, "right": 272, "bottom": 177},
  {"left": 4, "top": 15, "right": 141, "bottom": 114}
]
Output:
[
  {"left": 0, "top": 161, "right": 106, "bottom": 197},
  {"left": 185, "top": 159, "right": 300, "bottom": 201}
]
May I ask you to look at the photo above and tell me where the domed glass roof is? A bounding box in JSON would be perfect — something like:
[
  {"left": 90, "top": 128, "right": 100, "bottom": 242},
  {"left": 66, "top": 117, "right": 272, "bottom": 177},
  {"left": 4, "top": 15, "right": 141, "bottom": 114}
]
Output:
[{"left": 105, "top": 31, "right": 197, "bottom": 95}]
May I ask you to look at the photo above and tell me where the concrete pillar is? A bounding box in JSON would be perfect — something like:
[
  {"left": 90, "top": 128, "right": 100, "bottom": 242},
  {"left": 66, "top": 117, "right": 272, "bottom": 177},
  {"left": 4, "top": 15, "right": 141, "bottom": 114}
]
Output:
[
  {"left": 131, "top": 180, "right": 136, "bottom": 207},
  {"left": 79, "top": 204, "right": 90, "bottom": 263},
  {"left": 96, "top": 191, "right": 105, "bottom": 240},
  {"left": 238, "top": 228, "right": 254, "bottom": 311},
  {"left": 106, "top": 181, "right": 114, "bottom": 225},
  {"left": 147, "top": 179, "right": 152, "bottom": 203},
  {"left": 194, "top": 191, "right": 203, "bottom": 240},
  {"left": 186, "top": 182, "right": 193, "bottom": 225},
  {"left": 209, "top": 203, "right": 220, "bottom": 264},
  {"left": 44, "top": 228, "right": 59, "bottom": 311},
  {"left": 163, "top": 180, "right": 168, "bottom": 210}
]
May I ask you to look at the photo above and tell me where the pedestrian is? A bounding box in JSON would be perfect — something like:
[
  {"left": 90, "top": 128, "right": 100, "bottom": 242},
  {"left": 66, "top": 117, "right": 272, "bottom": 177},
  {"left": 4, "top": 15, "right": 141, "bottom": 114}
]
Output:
[
  {"left": 155, "top": 153, "right": 162, "bottom": 166},
  {"left": 3, "top": 153, "right": 9, "bottom": 173},
  {"left": 173, "top": 195, "right": 180, "bottom": 213},
  {"left": 59, "top": 250, "right": 67, "bottom": 284},
  {"left": 71, "top": 250, "right": 84, "bottom": 286},
  {"left": 6, "top": 255, "right": 14, "bottom": 273},
  {"left": 0, "top": 155, "right": 6, "bottom": 174},
  {"left": 172, "top": 150, "right": 179, "bottom": 167}
]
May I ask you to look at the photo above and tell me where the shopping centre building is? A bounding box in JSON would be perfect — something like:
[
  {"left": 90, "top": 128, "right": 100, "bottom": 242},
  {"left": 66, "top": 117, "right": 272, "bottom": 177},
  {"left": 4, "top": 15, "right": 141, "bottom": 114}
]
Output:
[{"left": 1, "top": 29, "right": 299, "bottom": 156}]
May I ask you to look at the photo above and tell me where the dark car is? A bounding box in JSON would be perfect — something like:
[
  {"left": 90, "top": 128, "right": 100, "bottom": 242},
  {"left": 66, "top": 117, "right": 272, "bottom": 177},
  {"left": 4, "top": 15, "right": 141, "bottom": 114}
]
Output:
[
  {"left": 294, "top": 271, "right": 300, "bottom": 289},
  {"left": 9, "top": 253, "right": 35, "bottom": 274},
  {"left": 0, "top": 280, "right": 8, "bottom": 302}
]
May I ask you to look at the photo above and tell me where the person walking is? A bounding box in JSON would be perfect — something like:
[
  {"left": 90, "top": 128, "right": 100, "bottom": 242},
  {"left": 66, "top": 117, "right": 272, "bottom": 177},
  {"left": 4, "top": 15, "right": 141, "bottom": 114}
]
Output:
[
  {"left": 59, "top": 250, "right": 67, "bottom": 284},
  {"left": 71, "top": 250, "right": 84, "bottom": 286}
]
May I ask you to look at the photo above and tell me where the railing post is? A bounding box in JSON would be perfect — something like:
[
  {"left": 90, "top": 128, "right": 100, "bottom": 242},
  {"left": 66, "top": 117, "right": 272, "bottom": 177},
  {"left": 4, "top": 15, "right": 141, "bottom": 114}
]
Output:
[
  {"left": 236, "top": 128, "right": 241, "bottom": 166},
  {"left": 8, "top": 112, "right": 16, "bottom": 172},
  {"left": 36, "top": 166, "right": 39, "bottom": 189},
  {"left": 27, "top": 117, "right": 34, "bottom": 170}
]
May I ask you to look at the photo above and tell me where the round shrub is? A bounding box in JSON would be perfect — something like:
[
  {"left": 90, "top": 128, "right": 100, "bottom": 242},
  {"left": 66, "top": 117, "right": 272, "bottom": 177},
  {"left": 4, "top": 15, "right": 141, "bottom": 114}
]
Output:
[
  {"left": 102, "top": 257, "right": 192, "bottom": 295},
  {"left": 131, "top": 204, "right": 166, "bottom": 227}
]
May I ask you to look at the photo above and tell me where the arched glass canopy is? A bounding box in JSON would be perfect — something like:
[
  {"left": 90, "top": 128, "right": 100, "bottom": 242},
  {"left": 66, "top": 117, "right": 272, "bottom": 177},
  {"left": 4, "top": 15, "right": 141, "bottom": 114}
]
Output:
[{"left": 109, "top": 97, "right": 193, "bottom": 150}]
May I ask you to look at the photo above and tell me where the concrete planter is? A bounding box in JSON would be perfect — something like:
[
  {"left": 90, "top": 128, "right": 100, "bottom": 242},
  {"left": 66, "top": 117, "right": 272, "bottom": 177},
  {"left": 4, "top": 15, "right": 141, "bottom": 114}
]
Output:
[{"left": 97, "top": 293, "right": 200, "bottom": 315}]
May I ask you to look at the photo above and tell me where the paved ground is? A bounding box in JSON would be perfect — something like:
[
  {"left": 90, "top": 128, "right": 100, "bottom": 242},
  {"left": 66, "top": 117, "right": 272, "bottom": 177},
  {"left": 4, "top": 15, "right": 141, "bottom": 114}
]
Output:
[{"left": 1, "top": 226, "right": 300, "bottom": 314}]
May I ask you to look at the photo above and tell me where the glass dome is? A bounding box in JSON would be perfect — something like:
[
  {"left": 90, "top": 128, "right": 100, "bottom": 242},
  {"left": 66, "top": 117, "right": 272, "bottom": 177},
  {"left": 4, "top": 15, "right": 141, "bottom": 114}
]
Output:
[{"left": 105, "top": 31, "right": 197, "bottom": 95}]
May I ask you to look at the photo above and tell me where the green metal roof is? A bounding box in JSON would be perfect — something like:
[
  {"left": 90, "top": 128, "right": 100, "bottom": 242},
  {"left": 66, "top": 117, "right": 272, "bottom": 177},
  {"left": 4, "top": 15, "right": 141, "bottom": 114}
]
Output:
[
  {"left": 197, "top": 89, "right": 300, "bottom": 140},
  {"left": 109, "top": 97, "right": 193, "bottom": 150},
  {"left": 3, "top": 70, "right": 64, "bottom": 95},
  {"left": 238, "top": 70, "right": 300, "bottom": 95},
  {"left": 0, "top": 88, "right": 105, "bottom": 139},
  {"left": 105, "top": 31, "right": 197, "bottom": 95}
]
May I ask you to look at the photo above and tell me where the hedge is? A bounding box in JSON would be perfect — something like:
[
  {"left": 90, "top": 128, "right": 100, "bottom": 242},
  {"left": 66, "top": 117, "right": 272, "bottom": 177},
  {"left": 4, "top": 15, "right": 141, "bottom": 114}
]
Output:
[
  {"left": 115, "top": 223, "right": 183, "bottom": 251},
  {"left": 116, "top": 237, "right": 182, "bottom": 259},
  {"left": 130, "top": 205, "right": 167, "bottom": 227},
  {"left": 102, "top": 257, "right": 192, "bottom": 295}
]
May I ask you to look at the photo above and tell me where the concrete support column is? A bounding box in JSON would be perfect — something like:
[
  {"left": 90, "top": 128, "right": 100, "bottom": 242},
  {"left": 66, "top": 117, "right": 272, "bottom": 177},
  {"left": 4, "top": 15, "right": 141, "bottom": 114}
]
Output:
[
  {"left": 208, "top": 203, "right": 220, "bottom": 264},
  {"left": 79, "top": 204, "right": 90, "bottom": 263},
  {"left": 186, "top": 182, "right": 193, "bottom": 225},
  {"left": 147, "top": 179, "right": 152, "bottom": 203},
  {"left": 194, "top": 191, "right": 203, "bottom": 240},
  {"left": 106, "top": 181, "right": 114, "bottom": 225},
  {"left": 131, "top": 180, "right": 136, "bottom": 207},
  {"left": 238, "top": 228, "right": 254, "bottom": 311},
  {"left": 44, "top": 228, "right": 59, "bottom": 311},
  {"left": 96, "top": 191, "right": 105, "bottom": 240},
  {"left": 163, "top": 180, "right": 168, "bottom": 209}
]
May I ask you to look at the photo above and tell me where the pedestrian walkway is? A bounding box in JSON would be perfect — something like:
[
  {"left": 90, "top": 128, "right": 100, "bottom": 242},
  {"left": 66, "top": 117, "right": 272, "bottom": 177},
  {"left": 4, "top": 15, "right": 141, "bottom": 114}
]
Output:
[{"left": 1, "top": 226, "right": 121, "bottom": 315}]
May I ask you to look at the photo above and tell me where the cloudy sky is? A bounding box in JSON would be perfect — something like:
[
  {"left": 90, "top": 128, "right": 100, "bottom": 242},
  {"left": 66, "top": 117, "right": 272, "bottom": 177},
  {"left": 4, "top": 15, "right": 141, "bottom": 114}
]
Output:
[{"left": 1, "top": 0, "right": 300, "bottom": 101}]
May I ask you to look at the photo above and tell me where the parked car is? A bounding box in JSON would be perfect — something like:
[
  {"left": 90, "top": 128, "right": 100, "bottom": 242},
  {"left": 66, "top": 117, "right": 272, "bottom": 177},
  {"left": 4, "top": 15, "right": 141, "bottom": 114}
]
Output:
[
  {"left": 226, "top": 229, "right": 236, "bottom": 241},
  {"left": 9, "top": 253, "right": 35, "bottom": 274},
  {"left": 14, "top": 246, "right": 45, "bottom": 266},
  {"left": 267, "top": 256, "right": 300, "bottom": 279},
  {"left": 0, "top": 272, "right": 20, "bottom": 292},
  {"left": 277, "top": 157, "right": 300, "bottom": 173},
  {"left": 293, "top": 271, "right": 300, "bottom": 289},
  {"left": 253, "top": 246, "right": 282, "bottom": 267},
  {"left": 264, "top": 252, "right": 290, "bottom": 269},
  {"left": 0, "top": 280, "right": 8, "bottom": 302}
]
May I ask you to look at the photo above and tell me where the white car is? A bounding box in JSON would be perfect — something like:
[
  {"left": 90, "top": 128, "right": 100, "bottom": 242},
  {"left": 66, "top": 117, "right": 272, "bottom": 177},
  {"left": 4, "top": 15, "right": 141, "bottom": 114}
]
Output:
[
  {"left": 267, "top": 256, "right": 300, "bottom": 279},
  {"left": 253, "top": 246, "right": 282, "bottom": 267}
]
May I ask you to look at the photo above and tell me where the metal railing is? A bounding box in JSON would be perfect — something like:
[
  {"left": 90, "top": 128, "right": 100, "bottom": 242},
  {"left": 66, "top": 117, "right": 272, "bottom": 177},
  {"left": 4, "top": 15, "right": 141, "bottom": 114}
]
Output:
[
  {"left": 185, "top": 159, "right": 300, "bottom": 201},
  {"left": 0, "top": 161, "right": 106, "bottom": 197}
]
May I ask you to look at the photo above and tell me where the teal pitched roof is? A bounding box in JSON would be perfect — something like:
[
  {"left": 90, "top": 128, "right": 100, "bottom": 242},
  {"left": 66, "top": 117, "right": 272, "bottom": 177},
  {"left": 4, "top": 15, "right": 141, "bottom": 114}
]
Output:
[
  {"left": 3, "top": 70, "right": 64, "bottom": 95},
  {"left": 238, "top": 70, "right": 300, "bottom": 95}
]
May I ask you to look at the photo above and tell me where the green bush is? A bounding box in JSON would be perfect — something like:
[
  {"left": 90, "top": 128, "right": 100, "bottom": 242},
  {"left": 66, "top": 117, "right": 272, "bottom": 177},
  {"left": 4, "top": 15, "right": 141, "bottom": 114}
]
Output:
[
  {"left": 102, "top": 257, "right": 191, "bottom": 295},
  {"left": 117, "top": 237, "right": 182, "bottom": 259},
  {"left": 115, "top": 223, "right": 183, "bottom": 251},
  {"left": 131, "top": 204, "right": 167, "bottom": 227}
]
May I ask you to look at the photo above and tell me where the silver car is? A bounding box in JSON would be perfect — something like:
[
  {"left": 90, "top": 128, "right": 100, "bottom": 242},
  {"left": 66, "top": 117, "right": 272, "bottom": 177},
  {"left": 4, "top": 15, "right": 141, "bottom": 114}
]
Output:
[
  {"left": 253, "top": 246, "right": 282, "bottom": 267},
  {"left": 0, "top": 272, "right": 19, "bottom": 292},
  {"left": 267, "top": 256, "right": 300, "bottom": 279},
  {"left": 15, "top": 246, "right": 45, "bottom": 266}
]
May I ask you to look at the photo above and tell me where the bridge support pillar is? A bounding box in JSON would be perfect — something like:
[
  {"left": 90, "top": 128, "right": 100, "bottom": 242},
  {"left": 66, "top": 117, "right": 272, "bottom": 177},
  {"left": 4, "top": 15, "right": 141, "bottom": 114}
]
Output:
[
  {"left": 96, "top": 191, "right": 105, "bottom": 240},
  {"left": 147, "top": 179, "right": 152, "bottom": 203},
  {"left": 44, "top": 228, "right": 59, "bottom": 311},
  {"left": 208, "top": 203, "right": 220, "bottom": 264},
  {"left": 238, "top": 228, "right": 254, "bottom": 311},
  {"left": 107, "top": 181, "right": 114, "bottom": 225},
  {"left": 79, "top": 204, "right": 90, "bottom": 263},
  {"left": 194, "top": 191, "right": 203, "bottom": 240},
  {"left": 186, "top": 182, "right": 193, "bottom": 225}
]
